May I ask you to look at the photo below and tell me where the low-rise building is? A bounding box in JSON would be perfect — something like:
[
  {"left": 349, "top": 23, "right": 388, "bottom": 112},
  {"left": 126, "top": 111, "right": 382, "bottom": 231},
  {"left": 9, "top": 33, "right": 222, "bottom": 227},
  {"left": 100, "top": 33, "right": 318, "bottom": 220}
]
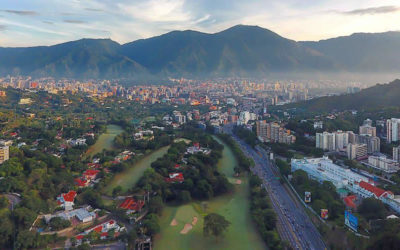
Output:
[
  {"left": 367, "top": 155, "right": 399, "bottom": 173},
  {"left": 0, "top": 145, "right": 9, "bottom": 164},
  {"left": 57, "top": 191, "right": 77, "bottom": 211},
  {"left": 291, "top": 157, "right": 400, "bottom": 214}
]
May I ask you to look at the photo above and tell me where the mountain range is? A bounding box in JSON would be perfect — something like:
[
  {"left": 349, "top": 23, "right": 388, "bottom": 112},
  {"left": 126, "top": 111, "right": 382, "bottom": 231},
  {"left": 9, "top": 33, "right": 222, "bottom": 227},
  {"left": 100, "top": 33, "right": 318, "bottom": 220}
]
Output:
[{"left": 1, "top": 25, "right": 400, "bottom": 79}]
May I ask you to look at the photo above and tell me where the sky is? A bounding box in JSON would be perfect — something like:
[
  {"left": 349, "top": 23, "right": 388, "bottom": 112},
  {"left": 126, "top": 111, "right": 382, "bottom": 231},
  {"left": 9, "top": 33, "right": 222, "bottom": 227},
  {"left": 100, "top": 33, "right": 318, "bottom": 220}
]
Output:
[{"left": 1, "top": 0, "right": 400, "bottom": 47}]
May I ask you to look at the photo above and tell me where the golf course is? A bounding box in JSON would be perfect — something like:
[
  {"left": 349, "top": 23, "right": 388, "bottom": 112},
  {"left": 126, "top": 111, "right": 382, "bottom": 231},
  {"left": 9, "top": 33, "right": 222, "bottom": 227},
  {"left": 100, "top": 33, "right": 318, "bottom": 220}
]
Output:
[
  {"left": 103, "top": 145, "right": 170, "bottom": 195},
  {"left": 84, "top": 124, "right": 124, "bottom": 158},
  {"left": 153, "top": 136, "right": 266, "bottom": 250}
]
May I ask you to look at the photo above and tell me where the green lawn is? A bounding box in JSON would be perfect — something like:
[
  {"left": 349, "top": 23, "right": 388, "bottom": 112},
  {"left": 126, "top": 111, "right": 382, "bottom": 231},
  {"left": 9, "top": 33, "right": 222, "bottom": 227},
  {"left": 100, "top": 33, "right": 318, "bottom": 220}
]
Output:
[
  {"left": 84, "top": 124, "right": 124, "bottom": 158},
  {"left": 103, "top": 145, "right": 170, "bottom": 195},
  {"left": 153, "top": 136, "right": 266, "bottom": 250}
]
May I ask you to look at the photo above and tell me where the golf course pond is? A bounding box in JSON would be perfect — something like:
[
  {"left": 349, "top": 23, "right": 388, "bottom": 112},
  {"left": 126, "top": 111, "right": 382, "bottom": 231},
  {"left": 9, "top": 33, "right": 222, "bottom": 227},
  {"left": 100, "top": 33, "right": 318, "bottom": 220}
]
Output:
[
  {"left": 84, "top": 124, "right": 124, "bottom": 158},
  {"left": 153, "top": 136, "right": 266, "bottom": 250}
]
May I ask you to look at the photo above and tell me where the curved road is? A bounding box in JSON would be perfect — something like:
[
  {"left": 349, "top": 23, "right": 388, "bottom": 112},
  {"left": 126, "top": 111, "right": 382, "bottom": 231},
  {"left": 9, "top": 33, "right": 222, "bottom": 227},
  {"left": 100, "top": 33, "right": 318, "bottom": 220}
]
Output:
[{"left": 224, "top": 125, "right": 326, "bottom": 250}]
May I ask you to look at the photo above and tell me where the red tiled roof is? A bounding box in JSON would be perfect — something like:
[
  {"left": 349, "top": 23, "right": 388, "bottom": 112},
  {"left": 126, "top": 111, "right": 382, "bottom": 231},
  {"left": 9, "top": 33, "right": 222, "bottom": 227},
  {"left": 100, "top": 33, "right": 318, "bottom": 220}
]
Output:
[
  {"left": 343, "top": 195, "right": 357, "bottom": 209},
  {"left": 93, "top": 225, "right": 103, "bottom": 233},
  {"left": 76, "top": 235, "right": 84, "bottom": 240},
  {"left": 119, "top": 197, "right": 145, "bottom": 211},
  {"left": 359, "top": 181, "right": 388, "bottom": 198},
  {"left": 75, "top": 178, "right": 89, "bottom": 187},
  {"left": 62, "top": 191, "right": 77, "bottom": 202},
  {"left": 101, "top": 232, "right": 108, "bottom": 237},
  {"left": 83, "top": 169, "right": 100, "bottom": 177},
  {"left": 165, "top": 172, "right": 184, "bottom": 183}
]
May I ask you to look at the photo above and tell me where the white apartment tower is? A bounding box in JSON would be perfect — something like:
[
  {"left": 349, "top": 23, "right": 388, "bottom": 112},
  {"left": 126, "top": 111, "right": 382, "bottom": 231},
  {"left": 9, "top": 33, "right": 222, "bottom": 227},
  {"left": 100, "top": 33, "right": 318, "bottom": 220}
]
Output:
[{"left": 387, "top": 118, "right": 400, "bottom": 143}]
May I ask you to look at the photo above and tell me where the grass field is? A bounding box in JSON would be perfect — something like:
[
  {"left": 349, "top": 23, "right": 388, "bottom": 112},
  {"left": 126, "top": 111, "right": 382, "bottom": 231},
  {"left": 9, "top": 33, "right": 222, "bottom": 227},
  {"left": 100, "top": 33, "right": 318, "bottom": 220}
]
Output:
[
  {"left": 84, "top": 124, "right": 124, "bottom": 158},
  {"left": 103, "top": 145, "right": 170, "bottom": 195},
  {"left": 153, "top": 136, "right": 266, "bottom": 250}
]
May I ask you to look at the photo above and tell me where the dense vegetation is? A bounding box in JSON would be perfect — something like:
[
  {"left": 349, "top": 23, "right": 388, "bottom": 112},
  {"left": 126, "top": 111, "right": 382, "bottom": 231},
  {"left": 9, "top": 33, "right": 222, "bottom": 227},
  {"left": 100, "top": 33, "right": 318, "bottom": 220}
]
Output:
[
  {"left": 288, "top": 79, "right": 400, "bottom": 112},
  {"left": 291, "top": 170, "right": 345, "bottom": 222},
  {"left": 249, "top": 175, "right": 281, "bottom": 249}
]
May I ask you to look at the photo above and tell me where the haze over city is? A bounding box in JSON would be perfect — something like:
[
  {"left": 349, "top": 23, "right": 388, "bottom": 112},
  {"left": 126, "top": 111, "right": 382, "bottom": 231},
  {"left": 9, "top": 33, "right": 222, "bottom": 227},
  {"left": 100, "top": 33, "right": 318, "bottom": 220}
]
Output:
[{"left": 2, "top": 1, "right": 400, "bottom": 250}]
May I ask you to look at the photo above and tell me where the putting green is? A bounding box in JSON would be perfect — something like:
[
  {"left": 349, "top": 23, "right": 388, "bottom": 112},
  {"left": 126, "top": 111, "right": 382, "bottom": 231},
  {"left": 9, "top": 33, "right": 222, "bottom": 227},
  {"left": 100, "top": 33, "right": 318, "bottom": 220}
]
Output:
[{"left": 154, "top": 136, "right": 266, "bottom": 250}]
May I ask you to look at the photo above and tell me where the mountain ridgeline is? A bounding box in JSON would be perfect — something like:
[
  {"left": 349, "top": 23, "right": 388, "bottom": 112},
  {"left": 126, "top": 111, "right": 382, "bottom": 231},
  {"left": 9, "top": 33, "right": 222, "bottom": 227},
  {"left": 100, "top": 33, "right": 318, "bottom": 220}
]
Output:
[
  {"left": 287, "top": 79, "right": 400, "bottom": 112},
  {"left": 1, "top": 25, "right": 400, "bottom": 79}
]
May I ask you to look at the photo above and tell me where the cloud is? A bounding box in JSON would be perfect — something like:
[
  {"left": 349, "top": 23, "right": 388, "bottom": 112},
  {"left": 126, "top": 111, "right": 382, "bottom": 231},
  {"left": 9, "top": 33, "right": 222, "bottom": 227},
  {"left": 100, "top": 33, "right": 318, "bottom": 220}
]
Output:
[
  {"left": 193, "top": 14, "right": 211, "bottom": 24},
  {"left": 42, "top": 21, "right": 54, "bottom": 25},
  {"left": 118, "top": 0, "right": 191, "bottom": 22},
  {"left": 341, "top": 6, "right": 400, "bottom": 15},
  {"left": 2, "top": 10, "right": 38, "bottom": 16},
  {"left": 0, "top": 24, "right": 6, "bottom": 31},
  {"left": 64, "top": 19, "right": 87, "bottom": 24},
  {"left": 85, "top": 8, "right": 103, "bottom": 12}
]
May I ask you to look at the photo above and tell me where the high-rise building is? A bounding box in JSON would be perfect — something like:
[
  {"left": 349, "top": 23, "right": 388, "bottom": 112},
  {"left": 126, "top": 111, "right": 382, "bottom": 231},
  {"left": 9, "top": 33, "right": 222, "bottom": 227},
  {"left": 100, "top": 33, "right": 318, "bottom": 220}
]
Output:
[
  {"left": 393, "top": 146, "right": 400, "bottom": 163},
  {"left": 356, "top": 135, "right": 380, "bottom": 154},
  {"left": 256, "top": 120, "right": 268, "bottom": 142},
  {"left": 256, "top": 121, "right": 295, "bottom": 144},
  {"left": 335, "top": 130, "right": 349, "bottom": 150},
  {"left": 363, "top": 119, "right": 373, "bottom": 126},
  {"left": 0, "top": 146, "right": 9, "bottom": 164},
  {"left": 347, "top": 143, "right": 367, "bottom": 160},
  {"left": 316, "top": 131, "right": 349, "bottom": 151},
  {"left": 270, "top": 123, "right": 281, "bottom": 142},
  {"left": 386, "top": 118, "right": 400, "bottom": 143},
  {"left": 359, "top": 124, "right": 376, "bottom": 137}
]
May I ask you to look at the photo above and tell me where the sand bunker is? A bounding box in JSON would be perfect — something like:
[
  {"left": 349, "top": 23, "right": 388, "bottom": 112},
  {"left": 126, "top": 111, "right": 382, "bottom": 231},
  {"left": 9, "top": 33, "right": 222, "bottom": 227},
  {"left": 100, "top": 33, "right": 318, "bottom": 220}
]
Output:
[
  {"left": 180, "top": 223, "right": 193, "bottom": 234},
  {"left": 235, "top": 179, "right": 242, "bottom": 185},
  {"left": 170, "top": 218, "right": 178, "bottom": 226},
  {"left": 192, "top": 216, "right": 198, "bottom": 226}
]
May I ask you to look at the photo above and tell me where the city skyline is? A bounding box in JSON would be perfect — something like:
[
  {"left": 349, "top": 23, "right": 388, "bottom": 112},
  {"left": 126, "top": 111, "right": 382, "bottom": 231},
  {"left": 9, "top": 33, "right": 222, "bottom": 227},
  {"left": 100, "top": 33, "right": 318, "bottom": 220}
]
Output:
[{"left": 1, "top": 0, "right": 400, "bottom": 47}]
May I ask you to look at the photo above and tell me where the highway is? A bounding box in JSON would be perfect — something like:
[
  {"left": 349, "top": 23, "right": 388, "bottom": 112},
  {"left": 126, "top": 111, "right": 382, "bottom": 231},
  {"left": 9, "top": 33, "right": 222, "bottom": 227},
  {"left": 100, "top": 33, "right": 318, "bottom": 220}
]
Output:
[{"left": 224, "top": 125, "right": 326, "bottom": 250}]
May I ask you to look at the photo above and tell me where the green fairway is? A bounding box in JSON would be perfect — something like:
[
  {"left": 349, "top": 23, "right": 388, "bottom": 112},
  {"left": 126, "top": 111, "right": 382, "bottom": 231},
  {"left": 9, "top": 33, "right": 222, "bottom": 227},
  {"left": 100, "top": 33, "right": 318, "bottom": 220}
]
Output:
[
  {"left": 103, "top": 145, "right": 170, "bottom": 195},
  {"left": 84, "top": 124, "right": 124, "bottom": 158},
  {"left": 154, "top": 136, "right": 266, "bottom": 250}
]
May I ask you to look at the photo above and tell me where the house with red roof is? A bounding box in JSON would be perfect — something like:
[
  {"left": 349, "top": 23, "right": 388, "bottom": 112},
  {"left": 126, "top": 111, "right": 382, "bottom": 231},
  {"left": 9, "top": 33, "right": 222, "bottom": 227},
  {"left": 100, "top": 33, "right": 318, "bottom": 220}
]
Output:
[
  {"left": 75, "top": 178, "right": 90, "bottom": 187},
  {"left": 119, "top": 197, "right": 145, "bottom": 214},
  {"left": 358, "top": 181, "right": 394, "bottom": 199},
  {"left": 76, "top": 220, "right": 122, "bottom": 243},
  {"left": 83, "top": 219, "right": 121, "bottom": 235},
  {"left": 83, "top": 169, "right": 100, "bottom": 180},
  {"left": 57, "top": 191, "right": 77, "bottom": 211},
  {"left": 165, "top": 173, "right": 184, "bottom": 183}
]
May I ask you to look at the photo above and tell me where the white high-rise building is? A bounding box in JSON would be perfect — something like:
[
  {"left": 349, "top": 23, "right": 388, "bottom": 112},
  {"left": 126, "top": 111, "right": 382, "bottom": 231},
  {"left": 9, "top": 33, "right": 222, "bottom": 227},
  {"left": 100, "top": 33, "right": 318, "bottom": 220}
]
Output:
[
  {"left": 316, "top": 130, "right": 349, "bottom": 151},
  {"left": 393, "top": 146, "right": 400, "bottom": 163},
  {"left": 387, "top": 118, "right": 400, "bottom": 143},
  {"left": 335, "top": 130, "right": 349, "bottom": 150}
]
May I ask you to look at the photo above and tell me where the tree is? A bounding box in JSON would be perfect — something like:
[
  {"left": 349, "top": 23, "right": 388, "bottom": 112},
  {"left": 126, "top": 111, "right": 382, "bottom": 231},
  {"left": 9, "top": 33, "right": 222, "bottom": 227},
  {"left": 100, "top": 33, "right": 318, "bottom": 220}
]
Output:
[
  {"left": 112, "top": 186, "right": 123, "bottom": 196},
  {"left": 49, "top": 217, "right": 71, "bottom": 230},
  {"left": 358, "top": 198, "right": 386, "bottom": 220},
  {"left": 142, "top": 214, "right": 160, "bottom": 235},
  {"left": 127, "top": 228, "right": 138, "bottom": 250},
  {"left": 148, "top": 196, "right": 163, "bottom": 215},
  {"left": 203, "top": 213, "right": 231, "bottom": 242},
  {"left": 178, "top": 190, "right": 192, "bottom": 203}
]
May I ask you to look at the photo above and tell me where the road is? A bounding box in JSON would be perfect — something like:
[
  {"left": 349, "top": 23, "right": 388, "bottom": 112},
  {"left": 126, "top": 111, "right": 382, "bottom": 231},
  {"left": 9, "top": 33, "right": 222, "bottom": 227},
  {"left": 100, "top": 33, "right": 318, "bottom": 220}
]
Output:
[{"left": 223, "top": 125, "right": 326, "bottom": 250}]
